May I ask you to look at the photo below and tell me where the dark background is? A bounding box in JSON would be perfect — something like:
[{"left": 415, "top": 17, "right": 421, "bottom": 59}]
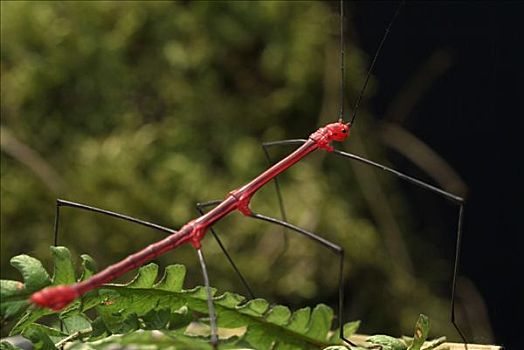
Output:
[{"left": 354, "top": 1, "right": 523, "bottom": 348}]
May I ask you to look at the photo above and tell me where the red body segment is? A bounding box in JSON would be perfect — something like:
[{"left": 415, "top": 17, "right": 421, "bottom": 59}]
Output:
[
  {"left": 31, "top": 285, "right": 79, "bottom": 311},
  {"left": 30, "top": 122, "right": 350, "bottom": 310},
  {"left": 310, "top": 121, "right": 350, "bottom": 151}
]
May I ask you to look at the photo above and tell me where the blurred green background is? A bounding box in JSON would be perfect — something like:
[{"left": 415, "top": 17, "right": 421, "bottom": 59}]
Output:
[{"left": 1, "top": 1, "right": 473, "bottom": 341}]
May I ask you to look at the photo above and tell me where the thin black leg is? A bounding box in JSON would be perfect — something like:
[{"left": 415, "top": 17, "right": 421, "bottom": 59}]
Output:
[
  {"left": 261, "top": 139, "right": 308, "bottom": 148},
  {"left": 53, "top": 201, "right": 63, "bottom": 335},
  {"left": 53, "top": 202, "right": 60, "bottom": 246},
  {"left": 261, "top": 143, "right": 293, "bottom": 255},
  {"left": 451, "top": 204, "right": 467, "bottom": 348},
  {"left": 196, "top": 248, "right": 218, "bottom": 349},
  {"left": 52, "top": 198, "right": 174, "bottom": 248},
  {"left": 54, "top": 199, "right": 174, "bottom": 239},
  {"left": 196, "top": 200, "right": 255, "bottom": 299},
  {"left": 332, "top": 148, "right": 468, "bottom": 346},
  {"left": 260, "top": 139, "right": 468, "bottom": 346},
  {"left": 51, "top": 200, "right": 177, "bottom": 329},
  {"left": 246, "top": 211, "right": 356, "bottom": 347}
]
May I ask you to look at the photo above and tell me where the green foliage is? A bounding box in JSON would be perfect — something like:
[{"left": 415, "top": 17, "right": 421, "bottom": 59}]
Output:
[
  {"left": 0, "top": 247, "right": 447, "bottom": 350},
  {"left": 326, "top": 315, "right": 446, "bottom": 350},
  {"left": 1, "top": 1, "right": 454, "bottom": 340},
  {"left": 0, "top": 247, "right": 346, "bottom": 349}
]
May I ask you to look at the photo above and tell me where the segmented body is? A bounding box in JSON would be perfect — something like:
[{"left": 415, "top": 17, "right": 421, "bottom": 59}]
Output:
[{"left": 30, "top": 122, "right": 350, "bottom": 311}]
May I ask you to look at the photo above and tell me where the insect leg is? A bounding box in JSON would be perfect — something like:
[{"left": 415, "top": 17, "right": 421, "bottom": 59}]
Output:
[
  {"left": 50, "top": 200, "right": 173, "bottom": 334},
  {"left": 261, "top": 142, "right": 295, "bottom": 255},
  {"left": 261, "top": 139, "right": 309, "bottom": 260},
  {"left": 196, "top": 200, "right": 255, "bottom": 299},
  {"left": 53, "top": 202, "right": 60, "bottom": 246},
  {"left": 452, "top": 204, "right": 467, "bottom": 345},
  {"left": 196, "top": 247, "right": 218, "bottom": 349},
  {"left": 332, "top": 148, "right": 468, "bottom": 345},
  {"left": 52, "top": 198, "right": 174, "bottom": 246},
  {"left": 244, "top": 210, "right": 356, "bottom": 347},
  {"left": 52, "top": 203, "right": 66, "bottom": 335}
]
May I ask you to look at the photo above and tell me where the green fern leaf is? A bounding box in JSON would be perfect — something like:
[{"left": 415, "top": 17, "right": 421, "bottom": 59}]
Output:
[
  {"left": 1, "top": 247, "right": 447, "bottom": 350},
  {"left": 1, "top": 247, "right": 357, "bottom": 349}
]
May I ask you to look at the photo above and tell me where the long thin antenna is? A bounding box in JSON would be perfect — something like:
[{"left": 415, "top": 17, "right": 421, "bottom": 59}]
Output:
[
  {"left": 339, "top": 0, "right": 345, "bottom": 122},
  {"left": 349, "top": 1, "right": 404, "bottom": 126}
]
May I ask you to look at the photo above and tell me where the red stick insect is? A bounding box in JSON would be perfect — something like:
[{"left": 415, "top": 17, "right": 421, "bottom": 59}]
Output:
[{"left": 29, "top": 1, "right": 467, "bottom": 348}]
